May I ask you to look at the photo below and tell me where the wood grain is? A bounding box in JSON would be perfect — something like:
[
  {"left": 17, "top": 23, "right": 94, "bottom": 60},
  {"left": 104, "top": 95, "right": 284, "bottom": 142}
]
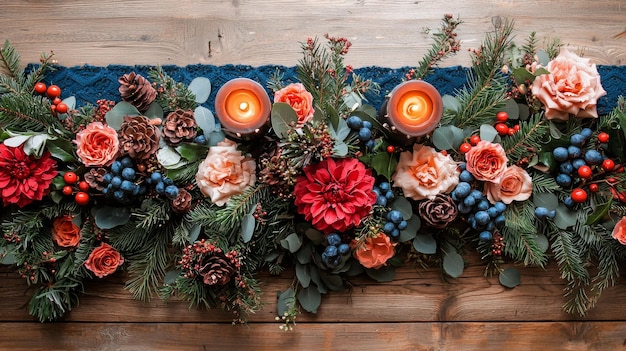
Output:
[{"left": 0, "top": 0, "right": 624, "bottom": 68}]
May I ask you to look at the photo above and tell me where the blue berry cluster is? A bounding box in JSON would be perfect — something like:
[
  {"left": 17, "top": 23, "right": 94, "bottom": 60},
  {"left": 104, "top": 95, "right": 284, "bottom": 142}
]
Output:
[
  {"left": 193, "top": 133, "right": 207, "bottom": 145},
  {"left": 372, "top": 181, "right": 394, "bottom": 206},
  {"left": 552, "top": 128, "right": 601, "bottom": 189},
  {"left": 322, "top": 233, "right": 350, "bottom": 267},
  {"left": 452, "top": 165, "right": 506, "bottom": 241},
  {"left": 382, "top": 209, "right": 408, "bottom": 239},
  {"left": 347, "top": 115, "right": 376, "bottom": 150},
  {"left": 145, "top": 171, "right": 180, "bottom": 200},
  {"left": 534, "top": 206, "right": 556, "bottom": 220}
]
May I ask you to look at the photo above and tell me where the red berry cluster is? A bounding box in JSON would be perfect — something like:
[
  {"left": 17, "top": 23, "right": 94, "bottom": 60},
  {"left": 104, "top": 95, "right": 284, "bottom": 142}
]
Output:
[
  {"left": 34, "top": 82, "right": 68, "bottom": 114},
  {"left": 458, "top": 112, "right": 519, "bottom": 154},
  {"left": 62, "top": 171, "right": 90, "bottom": 206}
]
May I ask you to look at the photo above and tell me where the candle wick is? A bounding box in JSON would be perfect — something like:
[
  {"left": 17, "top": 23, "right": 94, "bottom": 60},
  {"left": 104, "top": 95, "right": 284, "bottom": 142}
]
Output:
[
  {"left": 239, "top": 102, "right": 249, "bottom": 112},
  {"left": 408, "top": 104, "right": 420, "bottom": 114}
]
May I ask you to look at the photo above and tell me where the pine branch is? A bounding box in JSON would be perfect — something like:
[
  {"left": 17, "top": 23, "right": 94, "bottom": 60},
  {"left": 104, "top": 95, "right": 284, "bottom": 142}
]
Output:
[
  {"left": 549, "top": 225, "right": 589, "bottom": 283},
  {"left": 0, "top": 40, "right": 24, "bottom": 80},
  {"left": 531, "top": 173, "right": 561, "bottom": 193},
  {"left": 445, "top": 73, "right": 508, "bottom": 128},
  {"left": 501, "top": 201, "right": 548, "bottom": 266},
  {"left": 502, "top": 114, "right": 550, "bottom": 163},
  {"left": 148, "top": 66, "right": 196, "bottom": 111},
  {"left": 0, "top": 93, "right": 65, "bottom": 133},
  {"left": 412, "top": 14, "right": 462, "bottom": 80},
  {"left": 28, "top": 277, "right": 83, "bottom": 322}
]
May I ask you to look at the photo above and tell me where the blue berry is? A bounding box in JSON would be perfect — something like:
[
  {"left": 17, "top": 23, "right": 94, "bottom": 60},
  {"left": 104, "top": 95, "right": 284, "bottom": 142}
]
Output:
[
  {"left": 327, "top": 233, "right": 342, "bottom": 246},
  {"left": 376, "top": 196, "right": 388, "bottom": 206},
  {"left": 556, "top": 173, "right": 572, "bottom": 187},
  {"left": 494, "top": 202, "right": 506, "bottom": 214},
  {"left": 572, "top": 158, "right": 586, "bottom": 170},
  {"left": 194, "top": 134, "right": 207, "bottom": 145},
  {"left": 548, "top": 210, "right": 556, "bottom": 219},
  {"left": 457, "top": 203, "right": 472, "bottom": 214},
  {"left": 346, "top": 116, "right": 363, "bottom": 129},
  {"left": 459, "top": 170, "right": 474, "bottom": 182},
  {"left": 494, "top": 214, "right": 506, "bottom": 226},
  {"left": 475, "top": 211, "right": 490, "bottom": 225},
  {"left": 120, "top": 156, "right": 134, "bottom": 169},
  {"left": 458, "top": 163, "right": 466, "bottom": 171},
  {"left": 479, "top": 231, "right": 493, "bottom": 241},
  {"left": 567, "top": 145, "right": 582, "bottom": 158},
  {"left": 165, "top": 185, "right": 179, "bottom": 199},
  {"left": 121, "top": 180, "right": 135, "bottom": 193},
  {"left": 163, "top": 177, "right": 174, "bottom": 186},
  {"left": 113, "top": 190, "right": 125, "bottom": 201},
  {"left": 103, "top": 173, "right": 113, "bottom": 184},
  {"left": 454, "top": 182, "right": 472, "bottom": 198},
  {"left": 535, "top": 206, "right": 549, "bottom": 219},
  {"left": 391, "top": 229, "right": 400, "bottom": 237},
  {"left": 553, "top": 147, "right": 569, "bottom": 162},
  {"left": 379, "top": 182, "right": 390, "bottom": 191},
  {"left": 383, "top": 222, "right": 396, "bottom": 234},
  {"left": 397, "top": 220, "right": 408, "bottom": 230},
  {"left": 372, "top": 187, "right": 381, "bottom": 196},
  {"left": 151, "top": 172, "right": 163, "bottom": 183},
  {"left": 485, "top": 222, "right": 495, "bottom": 231},
  {"left": 463, "top": 196, "right": 476, "bottom": 207},
  {"left": 559, "top": 161, "right": 573, "bottom": 175},
  {"left": 477, "top": 199, "right": 490, "bottom": 211},
  {"left": 385, "top": 191, "right": 395, "bottom": 200},
  {"left": 387, "top": 210, "right": 403, "bottom": 224},
  {"left": 132, "top": 184, "right": 141, "bottom": 196},
  {"left": 563, "top": 196, "right": 575, "bottom": 208},
  {"left": 487, "top": 206, "right": 499, "bottom": 218},
  {"left": 362, "top": 121, "right": 373, "bottom": 129},
  {"left": 570, "top": 133, "right": 585, "bottom": 147},
  {"left": 584, "top": 150, "right": 602, "bottom": 165},
  {"left": 358, "top": 127, "right": 372, "bottom": 141},
  {"left": 122, "top": 167, "right": 136, "bottom": 180},
  {"left": 324, "top": 245, "right": 338, "bottom": 257},
  {"left": 338, "top": 243, "right": 350, "bottom": 255},
  {"left": 470, "top": 189, "right": 483, "bottom": 200},
  {"left": 365, "top": 139, "right": 376, "bottom": 151},
  {"left": 111, "top": 176, "right": 122, "bottom": 188},
  {"left": 581, "top": 128, "right": 593, "bottom": 139},
  {"left": 155, "top": 181, "right": 165, "bottom": 194},
  {"left": 111, "top": 161, "right": 123, "bottom": 175}
]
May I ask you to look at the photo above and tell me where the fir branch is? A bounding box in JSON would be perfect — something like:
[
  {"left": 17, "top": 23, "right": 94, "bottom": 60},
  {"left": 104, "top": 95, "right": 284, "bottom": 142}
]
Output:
[
  {"left": 501, "top": 201, "right": 548, "bottom": 266},
  {"left": 502, "top": 114, "right": 550, "bottom": 164},
  {"left": 412, "top": 14, "right": 462, "bottom": 80},
  {"left": 0, "top": 93, "right": 65, "bottom": 133},
  {"left": 521, "top": 32, "right": 539, "bottom": 56},
  {"left": 531, "top": 173, "right": 561, "bottom": 193},
  {"left": 0, "top": 40, "right": 24, "bottom": 80},
  {"left": 445, "top": 73, "right": 508, "bottom": 128},
  {"left": 148, "top": 66, "right": 196, "bottom": 111},
  {"left": 28, "top": 277, "right": 83, "bottom": 322},
  {"left": 549, "top": 225, "right": 589, "bottom": 283}
]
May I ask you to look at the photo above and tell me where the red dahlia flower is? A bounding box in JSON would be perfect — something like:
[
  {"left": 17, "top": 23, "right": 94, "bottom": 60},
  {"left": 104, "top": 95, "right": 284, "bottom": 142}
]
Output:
[
  {"left": 294, "top": 158, "right": 377, "bottom": 234},
  {"left": 0, "top": 144, "right": 58, "bottom": 207}
]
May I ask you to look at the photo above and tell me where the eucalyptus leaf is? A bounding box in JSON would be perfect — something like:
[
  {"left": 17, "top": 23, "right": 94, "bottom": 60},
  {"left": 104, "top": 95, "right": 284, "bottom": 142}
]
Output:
[
  {"left": 105, "top": 101, "right": 139, "bottom": 130},
  {"left": 24, "top": 134, "right": 49, "bottom": 157},
  {"left": 533, "top": 192, "right": 559, "bottom": 211},
  {"left": 365, "top": 265, "right": 396, "bottom": 282},
  {"left": 176, "top": 143, "right": 208, "bottom": 162},
  {"left": 62, "top": 96, "right": 76, "bottom": 110},
  {"left": 2, "top": 135, "right": 29, "bottom": 148},
  {"left": 241, "top": 213, "right": 255, "bottom": 243},
  {"left": 536, "top": 50, "right": 551, "bottom": 66},
  {"left": 517, "top": 103, "right": 530, "bottom": 121},
  {"left": 188, "top": 224, "right": 201, "bottom": 243},
  {"left": 499, "top": 267, "right": 521, "bottom": 288},
  {"left": 442, "top": 94, "right": 461, "bottom": 113},
  {"left": 207, "top": 129, "right": 226, "bottom": 146},
  {"left": 94, "top": 206, "right": 131, "bottom": 229},
  {"left": 277, "top": 288, "right": 295, "bottom": 316},
  {"left": 334, "top": 117, "right": 350, "bottom": 141},
  {"left": 189, "top": 77, "right": 211, "bottom": 104},
  {"left": 413, "top": 233, "right": 437, "bottom": 254},
  {"left": 535, "top": 234, "right": 549, "bottom": 253},
  {"left": 554, "top": 203, "right": 578, "bottom": 229},
  {"left": 297, "top": 286, "right": 321, "bottom": 313},
  {"left": 271, "top": 102, "right": 298, "bottom": 139},
  {"left": 163, "top": 270, "right": 182, "bottom": 285},
  {"left": 144, "top": 102, "right": 164, "bottom": 120},
  {"left": 503, "top": 99, "right": 520, "bottom": 120},
  {"left": 295, "top": 262, "right": 311, "bottom": 288},
  {"left": 280, "top": 233, "right": 302, "bottom": 253},
  {"left": 398, "top": 215, "right": 421, "bottom": 242},
  {"left": 309, "top": 265, "right": 327, "bottom": 294},
  {"left": 391, "top": 196, "right": 413, "bottom": 220},
  {"left": 194, "top": 106, "right": 216, "bottom": 135},
  {"left": 479, "top": 124, "right": 498, "bottom": 142},
  {"left": 432, "top": 125, "right": 464, "bottom": 151},
  {"left": 333, "top": 142, "right": 348, "bottom": 157},
  {"left": 296, "top": 243, "right": 313, "bottom": 264},
  {"left": 157, "top": 146, "right": 182, "bottom": 168},
  {"left": 443, "top": 251, "right": 464, "bottom": 278},
  {"left": 549, "top": 121, "right": 563, "bottom": 139},
  {"left": 1, "top": 252, "right": 16, "bottom": 265},
  {"left": 320, "top": 272, "right": 344, "bottom": 290},
  {"left": 304, "top": 228, "right": 325, "bottom": 245}
]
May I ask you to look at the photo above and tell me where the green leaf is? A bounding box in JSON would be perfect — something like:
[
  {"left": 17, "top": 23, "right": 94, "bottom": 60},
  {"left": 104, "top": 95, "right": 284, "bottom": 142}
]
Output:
[
  {"left": 175, "top": 143, "right": 208, "bottom": 162},
  {"left": 94, "top": 206, "right": 131, "bottom": 229},
  {"left": 23, "top": 134, "right": 49, "bottom": 157},
  {"left": 295, "top": 262, "right": 311, "bottom": 288},
  {"left": 442, "top": 94, "right": 461, "bottom": 113},
  {"left": 586, "top": 198, "right": 612, "bottom": 225},
  {"left": 156, "top": 145, "right": 182, "bottom": 168},
  {"left": 517, "top": 103, "right": 530, "bottom": 121},
  {"left": 535, "top": 234, "right": 549, "bottom": 253},
  {"left": 536, "top": 51, "right": 550, "bottom": 66},
  {"left": 296, "top": 243, "right": 313, "bottom": 264},
  {"left": 46, "top": 138, "right": 77, "bottom": 162},
  {"left": 432, "top": 125, "right": 464, "bottom": 151},
  {"left": 163, "top": 270, "right": 182, "bottom": 285},
  {"left": 207, "top": 129, "right": 226, "bottom": 146},
  {"left": 479, "top": 124, "right": 498, "bottom": 142},
  {"left": 499, "top": 267, "right": 521, "bottom": 288},
  {"left": 271, "top": 102, "right": 298, "bottom": 139},
  {"left": 143, "top": 102, "right": 163, "bottom": 120},
  {"left": 304, "top": 228, "right": 325, "bottom": 245},
  {"left": 554, "top": 203, "right": 578, "bottom": 229},
  {"left": 443, "top": 251, "right": 464, "bottom": 278},
  {"left": 413, "top": 233, "right": 437, "bottom": 254},
  {"left": 333, "top": 142, "right": 348, "bottom": 157},
  {"left": 188, "top": 224, "right": 201, "bottom": 243},
  {"left": 533, "top": 192, "right": 559, "bottom": 211},
  {"left": 334, "top": 117, "right": 350, "bottom": 142},
  {"left": 297, "top": 285, "right": 321, "bottom": 313},
  {"left": 280, "top": 233, "right": 302, "bottom": 253},
  {"left": 277, "top": 288, "right": 295, "bottom": 316},
  {"left": 391, "top": 196, "right": 413, "bottom": 220},
  {"left": 365, "top": 265, "right": 396, "bottom": 282},
  {"left": 194, "top": 106, "right": 215, "bottom": 135},
  {"left": 188, "top": 77, "right": 211, "bottom": 104},
  {"left": 370, "top": 151, "right": 398, "bottom": 180},
  {"left": 549, "top": 120, "right": 563, "bottom": 139},
  {"left": 503, "top": 99, "right": 520, "bottom": 120},
  {"left": 398, "top": 215, "right": 421, "bottom": 242},
  {"left": 320, "top": 272, "right": 344, "bottom": 290},
  {"left": 241, "top": 213, "right": 255, "bottom": 243},
  {"left": 512, "top": 67, "right": 536, "bottom": 85},
  {"left": 105, "top": 102, "right": 139, "bottom": 130}
]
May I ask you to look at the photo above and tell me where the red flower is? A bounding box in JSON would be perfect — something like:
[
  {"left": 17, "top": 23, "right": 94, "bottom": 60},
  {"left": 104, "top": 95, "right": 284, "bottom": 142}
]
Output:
[
  {"left": 0, "top": 144, "right": 58, "bottom": 207},
  {"left": 293, "top": 158, "right": 377, "bottom": 234}
]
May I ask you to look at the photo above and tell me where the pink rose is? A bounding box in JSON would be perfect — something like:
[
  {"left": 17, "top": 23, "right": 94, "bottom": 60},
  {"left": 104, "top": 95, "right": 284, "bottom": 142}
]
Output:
[
  {"left": 465, "top": 140, "right": 508, "bottom": 183},
  {"left": 74, "top": 122, "right": 120, "bottom": 167},
  {"left": 484, "top": 165, "right": 532, "bottom": 204},
  {"left": 611, "top": 217, "right": 626, "bottom": 245},
  {"left": 195, "top": 139, "right": 256, "bottom": 206},
  {"left": 274, "top": 83, "right": 315, "bottom": 127},
  {"left": 392, "top": 144, "right": 459, "bottom": 200},
  {"left": 531, "top": 48, "right": 606, "bottom": 121}
]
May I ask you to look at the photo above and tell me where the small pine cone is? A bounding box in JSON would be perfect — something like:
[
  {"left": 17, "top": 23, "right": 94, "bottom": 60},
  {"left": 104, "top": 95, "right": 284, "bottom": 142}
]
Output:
[
  {"left": 198, "top": 253, "right": 236, "bottom": 286},
  {"left": 84, "top": 167, "right": 108, "bottom": 191},
  {"left": 163, "top": 109, "right": 197, "bottom": 145},
  {"left": 119, "top": 115, "right": 161, "bottom": 161},
  {"left": 118, "top": 72, "right": 157, "bottom": 112},
  {"left": 171, "top": 188, "right": 192, "bottom": 213}
]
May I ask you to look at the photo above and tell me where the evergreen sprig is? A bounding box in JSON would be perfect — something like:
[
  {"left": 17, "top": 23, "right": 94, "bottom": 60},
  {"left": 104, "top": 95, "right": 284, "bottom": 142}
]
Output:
[
  {"left": 0, "top": 93, "right": 65, "bottom": 133},
  {"left": 412, "top": 14, "right": 463, "bottom": 80},
  {"left": 148, "top": 66, "right": 196, "bottom": 111},
  {"left": 502, "top": 114, "right": 550, "bottom": 164},
  {"left": 501, "top": 201, "right": 548, "bottom": 266}
]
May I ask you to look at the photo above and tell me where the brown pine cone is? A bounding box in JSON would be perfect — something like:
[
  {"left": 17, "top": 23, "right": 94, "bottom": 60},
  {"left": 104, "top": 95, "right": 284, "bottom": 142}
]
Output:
[
  {"left": 83, "top": 167, "right": 108, "bottom": 191},
  {"left": 118, "top": 115, "right": 161, "bottom": 161},
  {"left": 163, "top": 109, "right": 197, "bottom": 145},
  {"left": 171, "top": 188, "right": 192, "bottom": 213},
  {"left": 118, "top": 72, "right": 157, "bottom": 112},
  {"left": 418, "top": 194, "right": 458, "bottom": 228},
  {"left": 198, "top": 253, "right": 236, "bottom": 286}
]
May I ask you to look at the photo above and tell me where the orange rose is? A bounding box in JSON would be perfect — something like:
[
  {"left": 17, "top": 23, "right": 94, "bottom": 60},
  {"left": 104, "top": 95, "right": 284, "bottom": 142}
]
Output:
[
  {"left": 465, "top": 140, "right": 508, "bottom": 183},
  {"left": 74, "top": 122, "right": 120, "bottom": 167},
  {"left": 611, "top": 217, "right": 626, "bottom": 245},
  {"left": 195, "top": 139, "right": 256, "bottom": 206},
  {"left": 84, "top": 243, "right": 124, "bottom": 278},
  {"left": 531, "top": 48, "right": 606, "bottom": 121},
  {"left": 354, "top": 233, "right": 396, "bottom": 269},
  {"left": 274, "top": 83, "right": 315, "bottom": 126},
  {"left": 484, "top": 165, "right": 532, "bottom": 204},
  {"left": 51, "top": 215, "right": 81, "bottom": 247},
  {"left": 392, "top": 144, "right": 459, "bottom": 200}
]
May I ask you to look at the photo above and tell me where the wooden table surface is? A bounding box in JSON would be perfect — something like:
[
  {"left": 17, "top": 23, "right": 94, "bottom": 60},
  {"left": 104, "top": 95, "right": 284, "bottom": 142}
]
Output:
[{"left": 1, "top": 1, "right": 626, "bottom": 350}]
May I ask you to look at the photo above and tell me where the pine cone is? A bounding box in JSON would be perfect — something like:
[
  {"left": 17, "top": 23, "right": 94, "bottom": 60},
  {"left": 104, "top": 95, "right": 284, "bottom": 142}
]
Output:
[
  {"left": 198, "top": 253, "right": 236, "bottom": 286},
  {"left": 83, "top": 167, "right": 108, "bottom": 191},
  {"left": 163, "top": 109, "right": 197, "bottom": 145},
  {"left": 418, "top": 194, "right": 458, "bottom": 228},
  {"left": 171, "top": 188, "right": 192, "bottom": 213},
  {"left": 118, "top": 72, "right": 157, "bottom": 112},
  {"left": 119, "top": 115, "right": 161, "bottom": 161}
]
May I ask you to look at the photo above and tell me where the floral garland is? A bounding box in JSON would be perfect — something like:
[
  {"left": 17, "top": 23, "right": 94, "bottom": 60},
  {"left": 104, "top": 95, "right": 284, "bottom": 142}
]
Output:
[{"left": 1, "top": 15, "right": 626, "bottom": 325}]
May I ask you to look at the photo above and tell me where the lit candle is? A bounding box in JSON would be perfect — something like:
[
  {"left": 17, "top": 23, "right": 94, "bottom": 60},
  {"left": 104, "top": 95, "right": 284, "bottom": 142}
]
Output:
[
  {"left": 386, "top": 80, "right": 443, "bottom": 137},
  {"left": 215, "top": 78, "right": 271, "bottom": 139}
]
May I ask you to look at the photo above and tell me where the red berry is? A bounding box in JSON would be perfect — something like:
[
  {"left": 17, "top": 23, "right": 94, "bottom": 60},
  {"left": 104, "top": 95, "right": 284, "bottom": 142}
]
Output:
[
  {"left": 386, "top": 145, "right": 395, "bottom": 153},
  {"left": 78, "top": 181, "right": 90, "bottom": 192},
  {"left": 46, "top": 85, "right": 61, "bottom": 98},
  {"left": 34, "top": 82, "right": 47, "bottom": 94},
  {"left": 513, "top": 124, "right": 520, "bottom": 132},
  {"left": 597, "top": 132, "right": 609, "bottom": 143},
  {"left": 508, "top": 128, "right": 516, "bottom": 136},
  {"left": 50, "top": 104, "right": 56, "bottom": 113},
  {"left": 496, "top": 111, "right": 509, "bottom": 122},
  {"left": 75, "top": 192, "right": 90, "bottom": 206},
  {"left": 469, "top": 135, "right": 481, "bottom": 146},
  {"left": 459, "top": 142, "right": 472, "bottom": 154},
  {"left": 495, "top": 123, "right": 509, "bottom": 136},
  {"left": 589, "top": 183, "right": 599, "bottom": 193},
  {"left": 602, "top": 159, "right": 615, "bottom": 171},
  {"left": 571, "top": 188, "right": 588, "bottom": 203},
  {"left": 62, "top": 185, "right": 73, "bottom": 196},
  {"left": 55, "top": 102, "right": 68, "bottom": 114},
  {"left": 63, "top": 172, "right": 78, "bottom": 184},
  {"left": 577, "top": 165, "right": 592, "bottom": 179},
  {"left": 52, "top": 97, "right": 62, "bottom": 105}
]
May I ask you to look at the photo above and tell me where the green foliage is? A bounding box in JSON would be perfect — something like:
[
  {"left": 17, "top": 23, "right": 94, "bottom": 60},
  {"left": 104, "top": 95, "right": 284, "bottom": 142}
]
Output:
[
  {"left": 0, "top": 93, "right": 65, "bottom": 134},
  {"left": 502, "top": 114, "right": 550, "bottom": 164},
  {"left": 148, "top": 66, "right": 197, "bottom": 111},
  {"left": 501, "top": 201, "right": 548, "bottom": 266},
  {"left": 412, "top": 14, "right": 463, "bottom": 79}
]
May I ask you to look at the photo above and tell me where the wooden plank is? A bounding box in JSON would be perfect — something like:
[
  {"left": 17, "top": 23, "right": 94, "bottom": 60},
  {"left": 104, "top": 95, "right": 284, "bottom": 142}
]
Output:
[
  {"left": 1, "top": 321, "right": 626, "bottom": 350},
  {"left": 2, "top": 253, "right": 626, "bottom": 323},
  {"left": 0, "top": 0, "right": 624, "bottom": 67}
]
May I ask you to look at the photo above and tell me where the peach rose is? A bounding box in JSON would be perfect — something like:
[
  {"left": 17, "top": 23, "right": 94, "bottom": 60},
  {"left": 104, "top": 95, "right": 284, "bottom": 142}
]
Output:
[
  {"left": 465, "top": 140, "right": 508, "bottom": 183},
  {"left": 354, "top": 233, "right": 396, "bottom": 269},
  {"left": 74, "top": 122, "right": 120, "bottom": 167},
  {"left": 392, "top": 144, "right": 459, "bottom": 200},
  {"left": 611, "top": 217, "right": 626, "bottom": 245},
  {"left": 531, "top": 48, "right": 606, "bottom": 121},
  {"left": 51, "top": 215, "right": 81, "bottom": 248},
  {"left": 195, "top": 139, "right": 256, "bottom": 206},
  {"left": 274, "top": 83, "right": 315, "bottom": 126},
  {"left": 84, "top": 243, "right": 124, "bottom": 278},
  {"left": 484, "top": 165, "right": 532, "bottom": 204}
]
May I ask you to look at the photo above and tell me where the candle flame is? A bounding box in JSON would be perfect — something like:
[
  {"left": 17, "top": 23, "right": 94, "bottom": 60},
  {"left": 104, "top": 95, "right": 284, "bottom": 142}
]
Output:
[{"left": 239, "top": 102, "right": 249, "bottom": 112}]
